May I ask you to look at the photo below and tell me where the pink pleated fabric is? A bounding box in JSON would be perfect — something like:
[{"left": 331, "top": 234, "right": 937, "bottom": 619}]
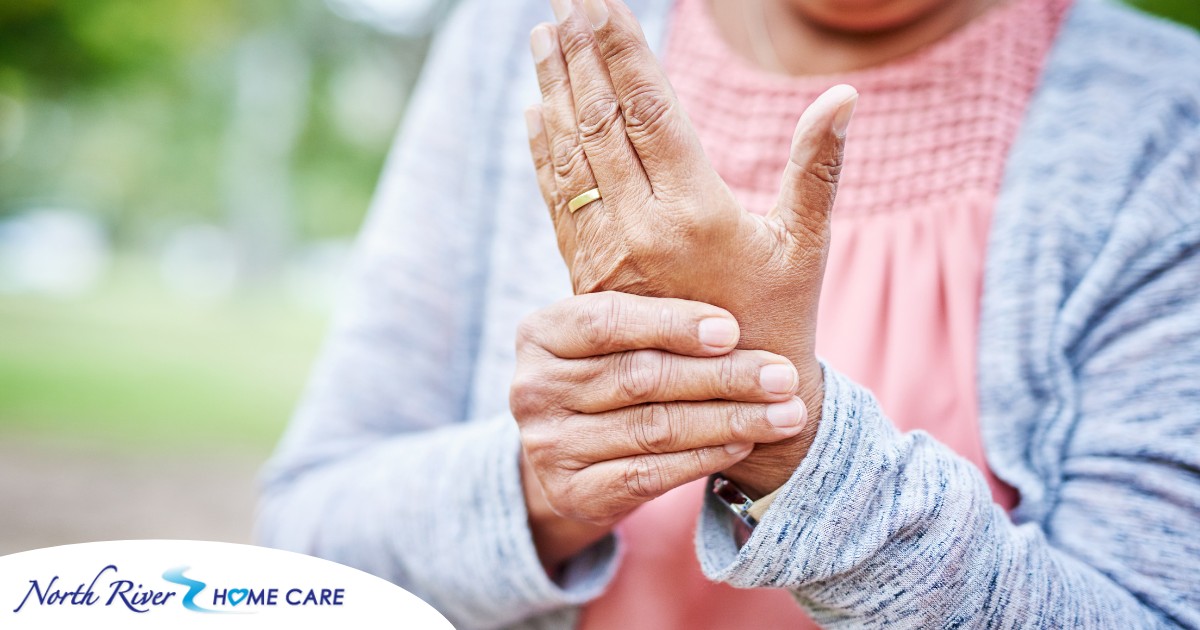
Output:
[{"left": 577, "top": 0, "right": 1069, "bottom": 626}]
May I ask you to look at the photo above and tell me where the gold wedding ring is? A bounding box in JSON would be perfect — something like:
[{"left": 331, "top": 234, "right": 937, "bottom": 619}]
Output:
[{"left": 567, "top": 187, "right": 602, "bottom": 214}]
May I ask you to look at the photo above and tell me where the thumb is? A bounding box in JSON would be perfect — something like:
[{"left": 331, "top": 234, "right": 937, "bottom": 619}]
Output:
[{"left": 770, "top": 84, "right": 858, "bottom": 241}]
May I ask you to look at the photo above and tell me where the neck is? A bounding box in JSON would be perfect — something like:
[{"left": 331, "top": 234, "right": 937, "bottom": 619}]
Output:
[{"left": 711, "top": 0, "right": 1001, "bottom": 75}]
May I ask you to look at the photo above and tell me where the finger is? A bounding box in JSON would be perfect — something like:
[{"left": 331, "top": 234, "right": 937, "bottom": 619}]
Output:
[
  {"left": 563, "top": 398, "right": 807, "bottom": 462},
  {"left": 525, "top": 105, "right": 559, "bottom": 215},
  {"left": 554, "top": 5, "right": 651, "bottom": 202},
  {"left": 518, "top": 291, "right": 740, "bottom": 359},
  {"left": 561, "top": 443, "right": 753, "bottom": 523},
  {"left": 531, "top": 23, "right": 602, "bottom": 220},
  {"left": 566, "top": 348, "right": 799, "bottom": 412},
  {"left": 770, "top": 84, "right": 858, "bottom": 242},
  {"left": 581, "top": 0, "right": 709, "bottom": 190},
  {"left": 527, "top": 104, "right": 582, "bottom": 266}
]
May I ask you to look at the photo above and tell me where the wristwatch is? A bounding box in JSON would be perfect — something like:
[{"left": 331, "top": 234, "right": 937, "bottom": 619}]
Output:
[{"left": 710, "top": 474, "right": 781, "bottom": 547}]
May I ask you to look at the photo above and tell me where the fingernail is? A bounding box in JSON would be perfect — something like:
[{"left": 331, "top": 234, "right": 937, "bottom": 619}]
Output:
[
  {"left": 698, "top": 318, "right": 737, "bottom": 350},
  {"left": 830, "top": 85, "right": 858, "bottom": 138},
  {"left": 766, "top": 397, "right": 806, "bottom": 428},
  {"left": 551, "top": 0, "right": 572, "bottom": 22},
  {"left": 530, "top": 25, "right": 554, "bottom": 62},
  {"left": 525, "top": 108, "right": 543, "bottom": 140},
  {"left": 583, "top": 0, "right": 609, "bottom": 28},
  {"left": 724, "top": 443, "right": 753, "bottom": 456},
  {"left": 760, "top": 364, "right": 797, "bottom": 395}
]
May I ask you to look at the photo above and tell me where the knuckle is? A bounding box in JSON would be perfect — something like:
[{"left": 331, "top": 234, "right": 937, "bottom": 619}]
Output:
[
  {"left": 577, "top": 93, "right": 622, "bottom": 143},
  {"left": 557, "top": 25, "right": 594, "bottom": 60},
  {"left": 605, "top": 35, "right": 649, "bottom": 78},
  {"left": 623, "top": 456, "right": 666, "bottom": 499},
  {"left": 551, "top": 134, "right": 589, "bottom": 182},
  {"left": 580, "top": 293, "right": 623, "bottom": 350},
  {"left": 689, "top": 448, "right": 715, "bottom": 476},
  {"left": 519, "top": 424, "right": 556, "bottom": 461},
  {"left": 621, "top": 82, "right": 675, "bottom": 140},
  {"left": 531, "top": 145, "right": 553, "bottom": 171},
  {"left": 515, "top": 313, "right": 542, "bottom": 351},
  {"left": 630, "top": 403, "right": 678, "bottom": 454},
  {"left": 616, "top": 349, "right": 667, "bottom": 402},
  {"left": 725, "top": 404, "right": 758, "bottom": 442},
  {"left": 717, "top": 353, "right": 740, "bottom": 396},
  {"left": 798, "top": 149, "right": 844, "bottom": 187},
  {"left": 509, "top": 371, "right": 548, "bottom": 419},
  {"left": 654, "top": 304, "right": 681, "bottom": 348}
]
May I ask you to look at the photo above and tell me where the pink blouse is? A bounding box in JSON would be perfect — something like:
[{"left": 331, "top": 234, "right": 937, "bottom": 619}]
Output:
[{"left": 578, "top": 0, "right": 1069, "bottom": 626}]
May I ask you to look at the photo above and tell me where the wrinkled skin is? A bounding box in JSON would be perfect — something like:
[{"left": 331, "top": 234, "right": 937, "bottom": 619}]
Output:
[
  {"left": 525, "top": 0, "right": 857, "bottom": 495},
  {"left": 510, "top": 292, "right": 809, "bottom": 569}
]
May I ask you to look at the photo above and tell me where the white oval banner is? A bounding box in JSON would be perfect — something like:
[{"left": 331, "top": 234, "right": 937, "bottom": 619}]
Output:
[{"left": 0, "top": 540, "right": 454, "bottom": 629}]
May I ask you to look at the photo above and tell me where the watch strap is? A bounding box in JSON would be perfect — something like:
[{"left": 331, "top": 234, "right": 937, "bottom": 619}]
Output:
[
  {"left": 711, "top": 474, "right": 780, "bottom": 547},
  {"left": 747, "top": 486, "right": 781, "bottom": 522}
]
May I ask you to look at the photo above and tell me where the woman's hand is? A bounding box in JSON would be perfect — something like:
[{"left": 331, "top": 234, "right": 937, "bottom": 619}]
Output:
[
  {"left": 525, "top": 0, "right": 857, "bottom": 496},
  {"left": 512, "top": 291, "right": 808, "bottom": 571}
]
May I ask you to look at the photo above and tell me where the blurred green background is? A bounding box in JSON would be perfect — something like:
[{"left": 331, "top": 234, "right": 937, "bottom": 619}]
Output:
[
  {"left": 0, "top": 0, "right": 1194, "bottom": 553},
  {"left": 0, "top": 0, "right": 444, "bottom": 456},
  {"left": 1125, "top": 0, "right": 1200, "bottom": 28},
  {"left": 0, "top": 0, "right": 452, "bottom": 552}
]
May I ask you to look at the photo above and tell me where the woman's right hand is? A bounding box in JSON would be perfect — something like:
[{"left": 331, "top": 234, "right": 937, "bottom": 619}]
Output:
[{"left": 511, "top": 291, "right": 809, "bottom": 572}]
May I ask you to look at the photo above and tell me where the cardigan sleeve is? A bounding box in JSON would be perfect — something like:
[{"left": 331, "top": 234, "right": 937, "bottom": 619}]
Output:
[
  {"left": 254, "top": 1, "right": 618, "bottom": 627},
  {"left": 695, "top": 127, "right": 1200, "bottom": 626}
]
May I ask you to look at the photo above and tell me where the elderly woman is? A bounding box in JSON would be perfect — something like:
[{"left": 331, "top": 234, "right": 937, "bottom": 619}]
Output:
[{"left": 257, "top": 0, "right": 1200, "bottom": 626}]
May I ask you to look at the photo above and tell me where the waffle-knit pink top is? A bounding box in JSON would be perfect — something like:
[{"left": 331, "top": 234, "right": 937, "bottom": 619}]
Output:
[{"left": 579, "top": 0, "right": 1069, "bottom": 626}]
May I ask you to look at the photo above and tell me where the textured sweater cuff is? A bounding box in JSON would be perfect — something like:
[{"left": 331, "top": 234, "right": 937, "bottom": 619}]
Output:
[
  {"left": 457, "top": 416, "right": 619, "bottom": 621},
  {"left": 695, "top": 363, "right": 896, "bottom": 588}
]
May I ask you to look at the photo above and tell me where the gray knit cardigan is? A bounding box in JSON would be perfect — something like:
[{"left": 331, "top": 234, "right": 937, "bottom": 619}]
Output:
[{"left": 257, "top": 0, "right": 1200, "bottom": 627}]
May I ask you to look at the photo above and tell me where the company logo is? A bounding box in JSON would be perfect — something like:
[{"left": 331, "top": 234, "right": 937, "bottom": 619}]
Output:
[
  {"left": 13, "top": 564, "right": 345, "bottom": 615},
  {"left": 0, "top": 540, "right": 454, "bottom": 628}
]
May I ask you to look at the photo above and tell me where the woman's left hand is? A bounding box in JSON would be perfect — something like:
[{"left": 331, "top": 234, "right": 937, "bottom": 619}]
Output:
[
  {"left": 524, "top": 0, "right": 857, "bottom": 497},
  {"left": 530, "top": 0, "right": 859, "bottom": 496}
]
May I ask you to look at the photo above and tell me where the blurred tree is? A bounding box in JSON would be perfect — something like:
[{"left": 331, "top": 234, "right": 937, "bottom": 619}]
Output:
[
  {"left": 1127, "top": 0, "right": 1200, "bottom": 30},
  {"left": 0, "top": 0, "right": 1192, "bottom": 261},
  {"left": 0, "top": 0, "right": 429, "bottom": 257}
]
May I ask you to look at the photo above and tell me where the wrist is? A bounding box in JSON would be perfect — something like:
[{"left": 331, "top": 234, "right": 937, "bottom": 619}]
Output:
[
  {"left": 521, "top": 452, "right": 612, "bottom": 577},
  {"left": 723, "top": 364, "right": 824, "bottom": 498}
]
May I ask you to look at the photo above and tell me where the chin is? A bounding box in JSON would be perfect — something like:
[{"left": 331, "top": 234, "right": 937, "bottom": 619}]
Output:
[{"left": 783, "top": 0, "right": 953, "bottom": 33}]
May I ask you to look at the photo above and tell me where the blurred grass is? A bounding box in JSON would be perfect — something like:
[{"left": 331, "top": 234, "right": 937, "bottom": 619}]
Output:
[{"left": 0, "top": 261, "right": 327, "bottom": 454}]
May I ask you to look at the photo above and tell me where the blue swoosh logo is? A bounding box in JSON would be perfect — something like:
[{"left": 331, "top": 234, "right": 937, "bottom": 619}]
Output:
[{"left": 162, "top": 566, "right": 224, "bottom": 614}]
